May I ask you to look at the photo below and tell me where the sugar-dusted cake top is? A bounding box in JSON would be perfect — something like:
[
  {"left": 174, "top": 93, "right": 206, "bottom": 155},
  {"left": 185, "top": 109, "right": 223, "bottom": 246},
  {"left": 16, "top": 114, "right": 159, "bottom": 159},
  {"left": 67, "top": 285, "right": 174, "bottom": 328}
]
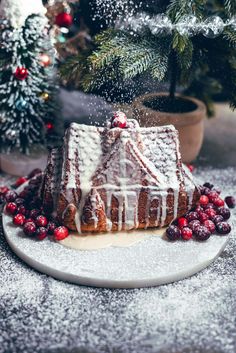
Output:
[{"left": 41, "top": 113, "right": 199, "bottom": 233}]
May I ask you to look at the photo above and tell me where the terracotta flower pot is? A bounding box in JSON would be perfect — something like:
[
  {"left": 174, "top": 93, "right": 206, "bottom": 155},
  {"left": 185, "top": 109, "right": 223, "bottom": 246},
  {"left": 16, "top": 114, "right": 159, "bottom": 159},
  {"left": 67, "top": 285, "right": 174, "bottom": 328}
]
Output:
[{"left": 132, "top": 92, "right": 206, "bottom": 163}]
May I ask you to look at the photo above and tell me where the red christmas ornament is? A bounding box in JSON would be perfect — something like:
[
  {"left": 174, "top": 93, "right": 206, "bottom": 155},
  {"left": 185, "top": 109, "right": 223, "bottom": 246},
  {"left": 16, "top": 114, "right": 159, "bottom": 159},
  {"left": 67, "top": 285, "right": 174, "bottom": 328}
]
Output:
[
  {"left": 14, "top": 67, "right": 28, "bottom": 80},
  {"left": 55, "top": 12, "right": 73, "bottom": 28},
  {"left": 46, "top": 122, "right": 54, "bottom": 131},
  {"left": 40, "top": 54, "right": 51, "bottom": 67}
]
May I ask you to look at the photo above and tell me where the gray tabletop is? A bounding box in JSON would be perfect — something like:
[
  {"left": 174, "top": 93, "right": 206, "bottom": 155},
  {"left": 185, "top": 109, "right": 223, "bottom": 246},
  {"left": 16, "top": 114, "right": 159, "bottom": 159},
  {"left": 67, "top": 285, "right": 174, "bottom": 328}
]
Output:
[{"left": 0, "top": 101, "right": 236, "bottom": 353}]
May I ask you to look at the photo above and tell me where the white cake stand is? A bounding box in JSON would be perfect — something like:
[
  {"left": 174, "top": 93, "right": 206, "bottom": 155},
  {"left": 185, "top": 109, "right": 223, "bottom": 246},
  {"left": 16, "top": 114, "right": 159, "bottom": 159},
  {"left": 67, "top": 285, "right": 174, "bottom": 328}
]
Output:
[{"left": 2, "top": 212, "right": 230, "bottom": 289}]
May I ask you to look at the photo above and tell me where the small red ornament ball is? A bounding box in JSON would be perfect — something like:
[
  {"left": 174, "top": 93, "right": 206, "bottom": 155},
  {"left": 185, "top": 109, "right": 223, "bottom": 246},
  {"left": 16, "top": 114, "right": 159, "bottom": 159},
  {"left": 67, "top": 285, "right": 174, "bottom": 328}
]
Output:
[
  {"left": 14, "top": 67, "right": 28, "bottom": 80},
  {"left": 45, "top": 122, "right": 54, "bottom": 131},
  {"left": 13, "top": 213, "right": 26, "bottom": 226},
  {"left": 55, "top": 12, "right": 73, "bottom": 28},
  {"left": 111, "top": 111, "right": 127, "bottom": 129},
  {"left": 54, "top": 226, "right": 69, "bottom": 241}
]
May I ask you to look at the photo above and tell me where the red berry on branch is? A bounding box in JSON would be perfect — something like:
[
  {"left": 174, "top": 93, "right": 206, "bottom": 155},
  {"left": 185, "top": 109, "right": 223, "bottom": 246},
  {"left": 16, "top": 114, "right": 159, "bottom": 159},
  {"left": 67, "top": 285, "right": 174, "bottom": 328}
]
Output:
[
  {"left": 181, "top": 227, "right": 193, "bottom": 241},
  {"left": 23, "top": 222, "right": 37, "bottom": 237},
  {"left": 35, "top": 215, "right": 48, "bottom": 227},
  {"left": 36, "top": 227, "right": 48, "bottom": 240},
  {"left": 111, "top": 111, "right": 127, "bottom": 129},
  {"left": 13, "top": 213, "right": 26, "bottom": 226},
  {"left": 6, "top": 202, "right": 18, "bottom": 215},
  {"left": 54, "top": 226, "right": 69, "bottom": 241},
  {"left": 14, "top": 67, "right": 28, "bottom": 80},
  {"left": 55, "top": 12, "right": 73, "bottom": 28}
]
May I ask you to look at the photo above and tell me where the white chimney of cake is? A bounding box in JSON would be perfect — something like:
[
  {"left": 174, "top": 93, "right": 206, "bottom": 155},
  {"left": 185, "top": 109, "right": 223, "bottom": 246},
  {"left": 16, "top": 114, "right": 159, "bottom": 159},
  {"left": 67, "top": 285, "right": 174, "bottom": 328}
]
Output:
[{"left": 0, "top": 0, "right": 47, "bottom": 28}]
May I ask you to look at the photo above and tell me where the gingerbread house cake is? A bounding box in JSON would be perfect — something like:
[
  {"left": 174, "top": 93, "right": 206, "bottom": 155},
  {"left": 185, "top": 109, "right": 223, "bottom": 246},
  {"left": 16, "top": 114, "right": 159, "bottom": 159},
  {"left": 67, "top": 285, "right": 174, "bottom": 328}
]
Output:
[{"left": 41, "top": 116, "right": 200, "bottom": 233}]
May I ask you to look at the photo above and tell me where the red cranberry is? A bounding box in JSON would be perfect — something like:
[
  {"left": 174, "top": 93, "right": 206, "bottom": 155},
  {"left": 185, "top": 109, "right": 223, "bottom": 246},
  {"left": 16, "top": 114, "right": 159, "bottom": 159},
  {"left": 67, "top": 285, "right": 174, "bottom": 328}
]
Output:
[
  {"left": 18, "top": 205, "right": 27, "bottom": 216},
  {"left": 36, "top": 227, "right": 48, "bottom": 240},
  {"left": 111, "top": 111, "right": 127, "bottom": 129},
  {"left": 5, "top": 191, "right": 18, "bottom": 202},
  {"left": 47, "top": 221, "right": 57, "bottom": 235},
  {"left": 195, "top": 205, "right": 203, "bottom": 213},
  {"left": 186, "top": 212, "right": 198, "bottom": 222},
  {"left": 199, "top": 195, "right": 209, "bottom": 206},
  {"left": 35, "top": 215, "right": 48, "bottom": 227},
  {"left": 195, "top": 226, "right": 211, "bottom": 241},
  {"left": 205, "top": 203, "right": 215, "bottom": 210},
  {"left": 29, "top": 209, "right": 41, "bottom": 219},
  {"left": 212, "top": 187, "right": 221, "bottom": 195},
  {"left": 15, "top": 198, "right": 25, "bottom": 206},
  {"left": 178, "top": 217, "right": 188, "bottom": 228},
  {"left": 217, "top": 207, "right": 231, "bottom": 220},
  {"left": 212, "top": 215, "right": 224, "bottom": 224},
  {"left": 23, "top": 222, "right": 37, "bottom": 236},
  {"left": 14, "top": 177, "right": 28, "bottom": 187},
  {"left": 200, "top": 186, "right": 211, "bottom": 196},
  {"left": 166, "top": 225, "right": 181, "bottom": 241},
  {"left": 54, "top": 226, "right": 69, "bottom": 241},
  {"left": 188, "top": 220, "right": 201, "bottom": 232},
  {"left": 213, "top": 198, "right": 224, "bottom": 207},
  {"left": 27, "top": 168, "right": 42, "bottom": 179},
  {"left": 205, "top": 208, "right": 216, "bottom": 219},
  {"left": 181, "top": 227, "right": 193, "bottom": 241},
  {"left": 198, "top": 212, "right": 209, "bottom": 223},
  {"left": 18, "top": 190, "right": 31, "bottom": 200},
  {"left": 13, "top": 213, "right": 26, "bottom": 226},
  {"left": 225, "top": 196, "right": 235, "bottom": 209},
  {"left": 5, "top": 202, "right": 18, "bottom": 215},
  {"left": 187, "top": 164, "right": 195, "bottom": 172},
  {"left": 0, "top": 186, "right": 9, "bottom": 196},
  {"left": 203, "top": 220, "right": 216, "bottom": 234},
  {"left": 216, "top": 222, "right": 231, "bottom": 235},
  {"left": 203, "top": 182, "right": 214, "bottom": 189},
  {"left": 208, "top": 191, "right": 219, "bottom": 203}
]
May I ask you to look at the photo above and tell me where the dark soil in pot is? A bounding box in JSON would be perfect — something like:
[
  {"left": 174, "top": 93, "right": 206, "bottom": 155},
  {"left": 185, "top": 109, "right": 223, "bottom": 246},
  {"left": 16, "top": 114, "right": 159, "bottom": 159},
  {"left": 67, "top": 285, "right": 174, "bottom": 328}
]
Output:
[{"left": 143, "top": 96, "right": 198, "bottom": 114}]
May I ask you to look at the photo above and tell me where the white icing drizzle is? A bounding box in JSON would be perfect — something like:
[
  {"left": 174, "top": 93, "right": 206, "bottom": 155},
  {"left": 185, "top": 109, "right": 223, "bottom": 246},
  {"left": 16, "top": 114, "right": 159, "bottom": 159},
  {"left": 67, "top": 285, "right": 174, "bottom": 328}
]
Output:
[{"left": 160, "top": 191, "right": 167, "bottom": 227}]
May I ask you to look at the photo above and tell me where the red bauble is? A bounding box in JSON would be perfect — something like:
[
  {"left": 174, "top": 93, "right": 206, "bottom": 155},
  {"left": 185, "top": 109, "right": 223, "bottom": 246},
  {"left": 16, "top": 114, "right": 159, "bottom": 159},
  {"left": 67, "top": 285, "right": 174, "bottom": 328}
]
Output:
[
  {"left": 55, "top": 12, "right": 73, "bottom": 28},
  {"left": 45, "top": 122, "right": 54, "bottom": 131},
  {"left": 14, "top": 67, "right": 28, "bottom": 80}
]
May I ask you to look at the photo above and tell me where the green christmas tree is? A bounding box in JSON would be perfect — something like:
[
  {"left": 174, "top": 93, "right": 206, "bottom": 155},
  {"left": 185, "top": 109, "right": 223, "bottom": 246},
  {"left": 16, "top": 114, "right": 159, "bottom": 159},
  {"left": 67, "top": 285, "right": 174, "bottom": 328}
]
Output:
[
  {"left": 62, "top": 0, "right": 236, "bottom": 115},
  {"left": 0, "top": 0, "right": 61, "bottom": 154}
]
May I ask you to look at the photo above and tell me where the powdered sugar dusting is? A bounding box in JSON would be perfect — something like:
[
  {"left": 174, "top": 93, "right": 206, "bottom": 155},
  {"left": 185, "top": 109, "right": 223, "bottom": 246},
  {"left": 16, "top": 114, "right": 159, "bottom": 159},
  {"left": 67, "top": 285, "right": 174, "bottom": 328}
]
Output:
[{"left": 0, "top": 167, "right": 236, "bottom": 353}]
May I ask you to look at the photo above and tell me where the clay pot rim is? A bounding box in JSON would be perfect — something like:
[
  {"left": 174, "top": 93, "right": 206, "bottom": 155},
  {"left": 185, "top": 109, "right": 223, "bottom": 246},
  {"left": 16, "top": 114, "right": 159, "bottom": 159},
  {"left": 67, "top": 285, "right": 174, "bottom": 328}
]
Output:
[{"left": 133, "top": 92, "right": 206, "bottom": 126}]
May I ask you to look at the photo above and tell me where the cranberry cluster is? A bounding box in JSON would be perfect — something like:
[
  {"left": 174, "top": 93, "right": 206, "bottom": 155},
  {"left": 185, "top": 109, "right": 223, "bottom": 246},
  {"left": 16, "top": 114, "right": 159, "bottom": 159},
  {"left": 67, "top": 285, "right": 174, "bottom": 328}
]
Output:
[
  {"left": 166, "top": 182, "right": 234, "bottom": 242},
  {"left": 1, "top": 169, "right": 69, "bottom": 242}
]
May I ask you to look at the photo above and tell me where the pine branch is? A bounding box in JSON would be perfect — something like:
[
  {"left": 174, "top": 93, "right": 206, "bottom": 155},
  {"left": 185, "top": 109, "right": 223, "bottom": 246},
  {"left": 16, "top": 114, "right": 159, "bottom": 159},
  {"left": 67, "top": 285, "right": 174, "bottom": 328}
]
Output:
[
  {"left": 223, "top": 28, "right": 236, "bottom": 47},
  {"left": 224, "top": 0, "right": 236, "bottom": 16},
  {"left": 167, "top": 0, "right": 206, "bottom": 22}
]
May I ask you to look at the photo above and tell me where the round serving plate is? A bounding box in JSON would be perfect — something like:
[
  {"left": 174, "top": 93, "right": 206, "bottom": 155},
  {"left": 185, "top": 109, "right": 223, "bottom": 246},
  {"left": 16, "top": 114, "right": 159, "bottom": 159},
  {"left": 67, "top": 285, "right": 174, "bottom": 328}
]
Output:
[{"left": 3, "top": 211, "right": 230, "bottom": 289}]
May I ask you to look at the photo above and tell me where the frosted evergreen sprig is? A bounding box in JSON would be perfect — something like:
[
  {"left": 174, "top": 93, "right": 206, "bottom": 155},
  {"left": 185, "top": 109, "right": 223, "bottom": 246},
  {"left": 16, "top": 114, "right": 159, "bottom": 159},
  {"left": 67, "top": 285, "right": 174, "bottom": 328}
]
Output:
[{"left": 117, "top": 12, "right": 236, "bottom": 38}]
